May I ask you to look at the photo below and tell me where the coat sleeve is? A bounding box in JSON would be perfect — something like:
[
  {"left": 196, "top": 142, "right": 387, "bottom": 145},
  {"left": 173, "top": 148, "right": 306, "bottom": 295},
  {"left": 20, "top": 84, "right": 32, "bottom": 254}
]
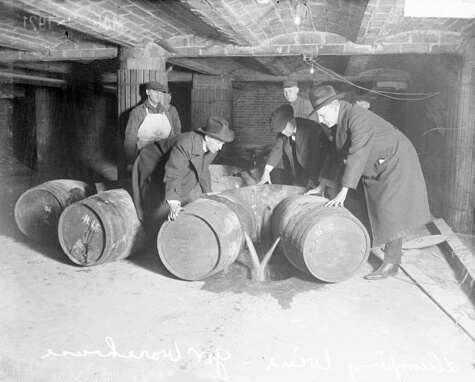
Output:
[
  {"left": 341, "top": 112, "right": 375, "bottom": 189},
  {"left": 169, "top": 106, "right": 182, "bottom": 136},
  {"left": 266, "top": 135, "right": 285, "bottom": 168},
  {"left": 163, "top": 139, "right": 191, "bottom": 202},
  {"left": 124, "top": 108, "right": 143, "bottom": 164}
]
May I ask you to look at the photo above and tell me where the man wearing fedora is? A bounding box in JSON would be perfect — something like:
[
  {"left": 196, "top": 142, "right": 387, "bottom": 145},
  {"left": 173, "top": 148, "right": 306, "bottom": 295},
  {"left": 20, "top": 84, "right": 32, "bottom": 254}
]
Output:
[
  {"left": 307, "top": 85, "right": 431, "bottom": 280},
  {"left": 124, "top": 81, "right": 182, "bottom": 165},
  {"left": 258, "top": 104, "right": 330, "bottom": 187},
  {"left": 132, "top": 116, "right": 234, "bottom": 237}
]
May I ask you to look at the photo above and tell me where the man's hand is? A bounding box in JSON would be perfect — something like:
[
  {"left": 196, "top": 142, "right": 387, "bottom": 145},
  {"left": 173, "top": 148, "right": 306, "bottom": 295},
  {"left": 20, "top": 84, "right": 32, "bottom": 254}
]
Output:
[
  {"left": 257, "top": 165, "right": 273, "bottom": 185},
  {"left": 325, "top": 187, "right": 348, "bottom": 208},
  {"left": 257, "top": 172, "right": 272, "bottom": 185},
  {"left": 167, "top": 200, "right": 183, "bottom": 221}
]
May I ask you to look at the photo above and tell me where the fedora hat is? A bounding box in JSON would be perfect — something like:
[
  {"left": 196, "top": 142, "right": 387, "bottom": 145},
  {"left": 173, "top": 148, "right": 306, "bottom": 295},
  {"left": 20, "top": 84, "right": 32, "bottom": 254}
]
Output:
[
  {"left": 310, "top": 85, "right": 345, "bottom": 114},
  {"left": 269, "top": 104, "right": 294, "bottom": 133},
  {"left": 196, "top": 116, "right": 235, "bottom": 143}
]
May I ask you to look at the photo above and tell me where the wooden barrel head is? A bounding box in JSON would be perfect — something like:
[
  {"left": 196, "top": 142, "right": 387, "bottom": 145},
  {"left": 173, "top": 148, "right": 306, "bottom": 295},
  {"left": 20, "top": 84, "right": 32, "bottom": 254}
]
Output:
[
  {"left": 158, "top": 214, "right": 221, "bottom": 280},
  {"left": 157, "top": 198, "right": 242, "bottom": 281},
  {"left": 14, "top": 188, "right": 63, "bottom": 241},
  {"left": 58, "top": 203, "right": 106, "bottom": 266},
  {"left": 301, "top": 212, "right": 370, "bottom": 282}
]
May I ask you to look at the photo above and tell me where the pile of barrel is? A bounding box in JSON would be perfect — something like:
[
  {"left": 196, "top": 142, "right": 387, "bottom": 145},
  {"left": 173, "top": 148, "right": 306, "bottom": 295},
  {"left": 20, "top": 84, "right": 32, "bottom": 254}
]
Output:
[
  {"left": 14, "top": 179, "right": 145, "bottom": 266},
  {"left": 14, "top": 167, "right": 371, "bottom": 283}
]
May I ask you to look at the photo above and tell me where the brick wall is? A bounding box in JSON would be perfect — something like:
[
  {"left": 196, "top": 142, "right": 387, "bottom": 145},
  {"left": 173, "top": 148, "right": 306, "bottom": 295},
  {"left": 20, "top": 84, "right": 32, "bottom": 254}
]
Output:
[
  {"left": 231, "top": 81, "right": 316, "bottom": 165},
  {"left": 232, "top": 82, "right": 282, "bottom": 158}
]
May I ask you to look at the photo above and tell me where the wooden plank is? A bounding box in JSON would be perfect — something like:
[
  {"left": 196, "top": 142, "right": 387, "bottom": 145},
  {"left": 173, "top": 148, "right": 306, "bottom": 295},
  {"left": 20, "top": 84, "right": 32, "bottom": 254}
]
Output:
[
  {"left": 365, "top": 220, "right": 475, "bottom": 343},
  {"left": 399, "top": 262, "right": 475, "bottom": 341},
  {"left": 393, "top": 218, "right": 475, "bottom": 342},
  {"left": 430, "top": 218, "right": 475, "bottom": 289}
]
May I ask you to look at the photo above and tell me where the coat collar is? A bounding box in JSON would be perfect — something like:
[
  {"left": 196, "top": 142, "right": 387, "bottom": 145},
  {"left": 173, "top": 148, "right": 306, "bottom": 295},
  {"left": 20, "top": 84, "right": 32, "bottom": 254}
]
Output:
[
  {"left": 190, "top": 132, "right": 206, "bottom": 156},
  {"left": 334, "top": 101, "right": 353, "bottom": 150}
]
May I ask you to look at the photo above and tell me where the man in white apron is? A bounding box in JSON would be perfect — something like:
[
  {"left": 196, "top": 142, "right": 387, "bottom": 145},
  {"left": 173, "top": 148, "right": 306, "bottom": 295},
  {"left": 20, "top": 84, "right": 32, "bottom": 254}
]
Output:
[{"left": 124, "top": 81, "right": 182, "bottom": 164}]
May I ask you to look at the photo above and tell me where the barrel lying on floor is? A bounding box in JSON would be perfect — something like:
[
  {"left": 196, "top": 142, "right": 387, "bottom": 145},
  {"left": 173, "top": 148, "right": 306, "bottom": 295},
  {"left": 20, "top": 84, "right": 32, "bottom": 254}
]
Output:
[
  {"left": 14, "top": 179, "right": 92, "bottom": 243},
  {"left": 58, "top": 189, "right": 146, "bottom": 266},
  {"left": 272, "top": 195, "right": 371, "bottom": 283},
  {"left": 157, "top": 185, "right": 306, "bottom": 281}
]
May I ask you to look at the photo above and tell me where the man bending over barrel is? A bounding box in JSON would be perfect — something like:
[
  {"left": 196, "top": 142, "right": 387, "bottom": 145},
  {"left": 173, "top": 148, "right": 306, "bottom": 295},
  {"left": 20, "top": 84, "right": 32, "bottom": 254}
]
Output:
[
  {"left": 306, "top": 85, "right": 431, "bottom": 280},
  {"left": 258, "top": 104, "right": 330, "bottom": 188},
  {"left": 132, "top": 116, "right": 235, "bottom": 238}
]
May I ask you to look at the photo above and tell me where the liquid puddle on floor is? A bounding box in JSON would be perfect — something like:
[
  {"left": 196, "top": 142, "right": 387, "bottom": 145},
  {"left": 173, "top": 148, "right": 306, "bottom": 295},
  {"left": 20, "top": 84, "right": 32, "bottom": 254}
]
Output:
[{"left": 200, "top": 251, "right": 329, "bottom": 309}]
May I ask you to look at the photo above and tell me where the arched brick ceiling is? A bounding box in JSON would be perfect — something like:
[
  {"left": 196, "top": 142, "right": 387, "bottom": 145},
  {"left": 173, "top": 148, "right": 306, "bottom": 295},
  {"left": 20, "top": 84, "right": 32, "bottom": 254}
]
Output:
[{"left": 0, "top": 0, "right": 473, "bottom": 84}]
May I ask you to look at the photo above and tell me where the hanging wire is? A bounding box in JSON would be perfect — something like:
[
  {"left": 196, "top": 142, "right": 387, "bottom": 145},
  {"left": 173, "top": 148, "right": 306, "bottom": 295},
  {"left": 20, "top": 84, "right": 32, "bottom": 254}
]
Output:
[
  {"left": 282, "top": 0, "right": 439, "bottom": 101},
  {"left": 304, "top": 56, "right": 441, "bottom": 101}
]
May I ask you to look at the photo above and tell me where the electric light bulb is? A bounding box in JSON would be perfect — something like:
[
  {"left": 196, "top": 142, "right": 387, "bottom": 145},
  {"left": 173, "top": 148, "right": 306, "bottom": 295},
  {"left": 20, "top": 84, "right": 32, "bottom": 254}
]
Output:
[
  {"left": 310, "top": 66, "right": 314, "bottom": 74},
  {"left": 294, "top": 15, "right": 301, "bottom": 25}
]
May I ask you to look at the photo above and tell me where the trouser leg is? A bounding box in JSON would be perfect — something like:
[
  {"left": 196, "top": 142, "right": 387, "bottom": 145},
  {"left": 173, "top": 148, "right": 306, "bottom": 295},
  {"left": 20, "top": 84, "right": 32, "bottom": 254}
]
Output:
[{"left": 383, "top": 237, "right": 403, "bottom": 264}]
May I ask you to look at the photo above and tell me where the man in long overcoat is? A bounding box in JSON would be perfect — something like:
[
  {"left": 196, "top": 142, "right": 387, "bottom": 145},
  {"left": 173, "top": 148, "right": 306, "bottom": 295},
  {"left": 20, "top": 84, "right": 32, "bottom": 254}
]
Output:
[
  {"left": 308, "top": 85, "right": 431, "bottom": 280},
  {"left": 258, "top": 104, "right": 330, "bottom": 187},
  {"left": 132, "top": 116, "right": 234, "bottom": 238}
]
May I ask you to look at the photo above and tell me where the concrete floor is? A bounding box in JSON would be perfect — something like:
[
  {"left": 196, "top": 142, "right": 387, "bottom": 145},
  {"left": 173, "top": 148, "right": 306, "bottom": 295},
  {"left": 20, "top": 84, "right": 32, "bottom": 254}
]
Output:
[{"left": 1, "top": 166, "right": 475, "bottom": 382}]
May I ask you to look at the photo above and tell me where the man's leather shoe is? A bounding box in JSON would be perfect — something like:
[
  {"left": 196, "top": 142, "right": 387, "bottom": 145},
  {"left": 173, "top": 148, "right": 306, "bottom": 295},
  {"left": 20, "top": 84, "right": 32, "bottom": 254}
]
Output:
[{"left": 364, "top": 262, "right": 398, "bottom": 280}]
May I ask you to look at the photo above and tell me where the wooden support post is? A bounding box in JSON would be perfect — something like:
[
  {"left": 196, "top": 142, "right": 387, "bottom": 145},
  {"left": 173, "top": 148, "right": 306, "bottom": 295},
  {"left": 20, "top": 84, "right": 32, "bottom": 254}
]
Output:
[
  {"left": 191, "top": 75, "right": 233, "bottom": 131},
  {"left": 191, "top": 75, "right": 233, "bottom": 162},
  {"left": 117, "top": 43, "right": 168, "bottom": 178},
  {"left": 444, "top": 38, "right": 475, "bottom": 234},
  {"left": 35, "top": 87, "right": 54, "bottom": 179}
]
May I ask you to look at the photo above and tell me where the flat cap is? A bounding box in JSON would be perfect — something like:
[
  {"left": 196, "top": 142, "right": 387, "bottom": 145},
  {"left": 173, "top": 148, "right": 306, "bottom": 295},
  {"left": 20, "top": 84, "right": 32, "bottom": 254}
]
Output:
[
  {"left": 146, "top": 81, "right": 167, "bottom": 92},
  {"left": 283, "top": 79, "right": 299, "bottom": 88}
]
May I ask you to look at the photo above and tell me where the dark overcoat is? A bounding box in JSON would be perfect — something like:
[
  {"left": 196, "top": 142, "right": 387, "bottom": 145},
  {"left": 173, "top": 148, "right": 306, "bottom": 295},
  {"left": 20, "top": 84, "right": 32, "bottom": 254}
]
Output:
[
  {"left": 163, "top": 132, "right": 216, "bottom": 201},
  {"left": 331, "top": 101, "right": 430, "bottom": 246},
  {"left": 132, "top": 132, "right": 216, "bottom": 222},
  {"left": 131, "top": 134, "right": 180, "bottom": 222},
  {"left": 266, "top": 118, "right": 330, "bottom": 185}
]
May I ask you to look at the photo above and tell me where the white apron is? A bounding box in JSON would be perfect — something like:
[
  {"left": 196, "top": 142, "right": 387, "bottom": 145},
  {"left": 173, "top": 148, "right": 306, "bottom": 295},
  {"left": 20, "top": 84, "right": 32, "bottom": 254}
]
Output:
[{"left": 136, "top": 108, "right": 172, "bottom": 150}]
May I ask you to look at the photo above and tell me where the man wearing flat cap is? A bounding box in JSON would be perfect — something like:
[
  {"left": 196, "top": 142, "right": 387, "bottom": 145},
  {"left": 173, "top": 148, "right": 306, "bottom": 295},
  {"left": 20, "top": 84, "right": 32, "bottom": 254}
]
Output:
[
  {"left": 307, "top": 84, "right": 431, "bottom": 280},
  {"left": 132, "top": 116, "right": 234, "bottom": 237},
  {"left": 282, "top": 79, "right": 319, "bottom": 122},
  {"left": 124, "top": 81, "right": 182, "bottom": 165},
  {"left": 258, "top": 104, "right": 330, "bottom": 187}
]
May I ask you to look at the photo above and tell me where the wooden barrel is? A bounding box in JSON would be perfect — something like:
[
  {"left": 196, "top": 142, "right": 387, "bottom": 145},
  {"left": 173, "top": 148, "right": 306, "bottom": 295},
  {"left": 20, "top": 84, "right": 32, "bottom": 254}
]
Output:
[
  {"left": 211, "top": 176, "right": 247, "bottom": 193},
  {"left": 205, "top": 193, "right": 257, "bottom": 241},
  {"left": 58, "top": 189, "right": 145, "bottom": 266},
  {"left": 14, "top": 179, "right": 91, "bottom": 242},
  {"left": 157, "top": 198, "right": 243, "bottom": 280},
  {"left": 271, "top": 195, "right": 370, "bottom": 283}
]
